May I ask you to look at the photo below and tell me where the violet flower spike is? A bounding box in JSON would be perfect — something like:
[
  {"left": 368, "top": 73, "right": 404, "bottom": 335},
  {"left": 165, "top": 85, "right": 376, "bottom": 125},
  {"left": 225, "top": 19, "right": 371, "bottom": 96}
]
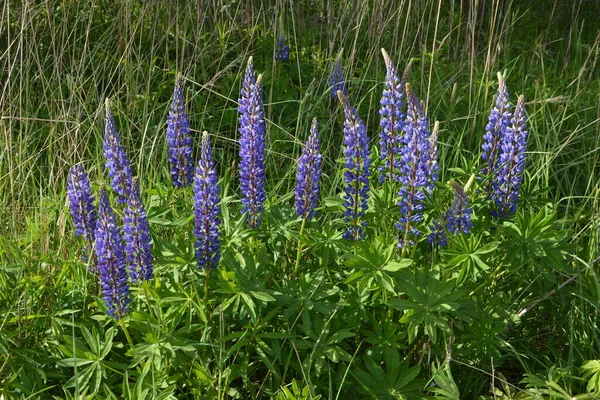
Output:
[
  {"left": 426, "top": 220, "right": 447, "bottom": 248},
  {"left": 95, "top": 187, "right": 130, "bottom": 319},
  {"left": 338, "top": 91, "right": 371, "bottom": 241},
  {"left": 123, "top": 177, "right": 153, "bottom": 282},
  {"left": 295, "top": 117, "right": 323, "bottom": 220},
  {"left": 378, "top": 49, "right": 406, "bottom": 183},
  {"left": 396, "top": 83, "right": 431, "bottom": 249},
  {"left": 104, "top": 100, "right": 134, "bottom": 203},
  {"left": 446, "top": 182, "right": 473, "bottom": 234},
  {"left": 67, "top": 164, "right": 97, "bottom": 244},
  {"left": 275, "top": 34, "right": 290, "bottom": 61},
  {"left": 330, "top": 55, "right": 347, "bottom": 99},
  {"left": 193, "top": 131, "right": 221, "bottom": 269},
  {"left": 238, "top": 57, "right": 267, "bottom": 228},
  {"left": 166, "top": 74, "right": 194, "bottom": 188},
  {"left": 481, "top": 72, "right": 512, "bottom": 197},
  {"left": 492, "top": 95, "right": 528, "bottom": 217}
]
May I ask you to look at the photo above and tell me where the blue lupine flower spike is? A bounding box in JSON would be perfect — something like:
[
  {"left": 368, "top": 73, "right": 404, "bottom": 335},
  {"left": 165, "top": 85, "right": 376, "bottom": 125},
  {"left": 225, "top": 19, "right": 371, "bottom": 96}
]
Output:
[
  {"left": 166, "top": 73, "right": 194, "bottom": 188},
  {"left": 194, "top": 131, "right": 222, "bottom": 269},
  {"left": 295, "top": 117, "right": 323, "bottom": 220},
  {"left": 378, "top": 48, "right": 406, "bottom": 183},
  {"left": 482, "top": 72, "right": 512, "bottom": 197},
  {"left": 238, "top": 57, "right": 267, "bottom": 228},
  {"left": 123, "top": 177, "right": 153, "bottom": 282},
  {"left": 396, "top": 82, "right": 431, "bottom": 249},
  {"left": 338, "top": 90, "right": 371, "bottom": 241},
  {"left": 331, "top": 53, "right": 347, "bottom": 99},
  {"left": 426, "top": 220, "right": 447, "bottom": 248},
  {"left": 446, "top": 181, "right": 473, "bottom": 234},
  {"left": 275, "top": 34, "right": 290, "bottom": 61},
  {"left": 67, "top": 164, "right": 98, "bottom": 270},
  {"left": 67, "top": 164, "right": 97, "bottom": 245},
  {"left": 95, "top": 187, "right": 130, "bottom": 319},
  {"left": 493, "top": 94, "right": 528, "bottom": 217},
  {"left": 104, "top": 99, "right": 134, "bottom": 203}
]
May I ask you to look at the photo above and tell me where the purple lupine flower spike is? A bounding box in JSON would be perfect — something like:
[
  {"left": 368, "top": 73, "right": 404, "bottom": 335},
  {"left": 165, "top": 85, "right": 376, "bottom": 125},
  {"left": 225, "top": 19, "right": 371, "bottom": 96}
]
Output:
[
  {"left": 238, "top": 57, "right": 267, "bottom": 228},
  {"left": 493, "top": 95, "right": 528, "bottom": 217},
  {"left": 104, "top": 99, "right": 134, "bottom": 203},
  {"left": 95, "top": 187, "right": 130, "bottom": 319},
  {"left": 193, "top": 131, "right": 221, "bottom": 269},
  {"left": 295, "top": 117, "right": 323, "bottom": 220},
  {"left": 331, "top": 54, "right": 347, "bottom": 99},
  {"left": 482, "top": 72, "right": 512, "bottom": 196},
  {"left": 123, "top": 177, "right": 153, "bottom": 282},
  {"left": 166, "top": 74, "right": 194, "bottom": 188},
  {"left": 446, "top": 181, "right": 473, "bottom": 234},
  {"left": 396, "top": 83, "right": 431, "bottom": 249},
  {"left": 426, "top": 220, "right": 447, "bottom": 248},
  {"left": 67, "top": 164, "right": 97, "bottom": 244},
  {"left": 338, "top": 91, "right": 371, "bottom": 241},
  {"left": 275, "top": 34, "right": 290, "bottom": 61},
  {"left": 379, "top": 49, "right": 406, "bottom": 183}
]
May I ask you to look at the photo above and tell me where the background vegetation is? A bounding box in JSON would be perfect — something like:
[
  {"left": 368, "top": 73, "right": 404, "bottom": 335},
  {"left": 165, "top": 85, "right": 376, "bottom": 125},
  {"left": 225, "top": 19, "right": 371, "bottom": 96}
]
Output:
[{"left": 1, "top": 0, "right": 599, "bottom": 398}]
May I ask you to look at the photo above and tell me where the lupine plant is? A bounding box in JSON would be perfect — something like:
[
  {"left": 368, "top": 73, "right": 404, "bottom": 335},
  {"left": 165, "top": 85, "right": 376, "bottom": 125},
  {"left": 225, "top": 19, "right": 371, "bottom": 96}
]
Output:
[
  {"left": 396, "top": 83, "right": 432, "bottom": 249},
  {"left": 492, "top": 94, "right": 528, "bottom": 217},
  {"left": 166, "top": 73, "right": 194, "bottom": 188},
  {"left": 338, "top": 91, "right": 371, "bottom": 240},
  {"left": 446, "top": 181, "right": 473, "bottom": 234},
  {"left": 193, "top": 131, "right": 221, "bottom": 270},
  {"left": 330, "top": 53, "right": 347, "bottom": 99},
  {"left": 378, "top": 48, "right": 406, "bottom": 183},
  {"left": 122, "top": 177, "right": 153, "bottom": 282},
  {"left": 274, "top": 34, "right": 290, "bottom": 61},
  {"left": 103, "top": 100, "right": 133, "bottom": 203},
  {"left": 238, "top": 57, "right": 267, "bottom": 228},
  {"left": 67, "top": 164, "right": 96, "bottom": 249},
  {"left": 95, "top": 187, "right": 130, "bottom": 319},
  {"left": 482, "top": 72, "right": 512, "bottom": 197},
  {"left": 294, "top": 117, "right": 323, "bottom": 221}
]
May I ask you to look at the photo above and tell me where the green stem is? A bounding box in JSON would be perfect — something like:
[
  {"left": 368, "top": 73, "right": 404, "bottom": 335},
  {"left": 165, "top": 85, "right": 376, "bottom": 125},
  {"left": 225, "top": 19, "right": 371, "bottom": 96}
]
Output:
[
  {"left": 294, "top": 217, "right": 307, "bottom": 274},
  {"left": 204, "top": 268, "right": 210, "bottom": 311},
  {"left": 119, "top": 318, "right": 135, "bottom": 351},
  {"left": 142, "top": 281, "right": 155, "bottom": 319}
]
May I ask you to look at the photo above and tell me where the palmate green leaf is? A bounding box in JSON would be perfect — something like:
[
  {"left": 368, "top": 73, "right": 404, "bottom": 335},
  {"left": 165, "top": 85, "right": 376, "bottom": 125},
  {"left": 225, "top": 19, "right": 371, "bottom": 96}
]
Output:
[
  {"left": 388, "top": 271, "right": 465, "bottom": 343},
  {"left": 442, "top": 235, "right": 497, "bottom": 285},
  {"left": 353, "top": 349, "right": 423, "bottom": 399},
  {"left": 581, "top": 360, "right": 600, "bottom": 394}
]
